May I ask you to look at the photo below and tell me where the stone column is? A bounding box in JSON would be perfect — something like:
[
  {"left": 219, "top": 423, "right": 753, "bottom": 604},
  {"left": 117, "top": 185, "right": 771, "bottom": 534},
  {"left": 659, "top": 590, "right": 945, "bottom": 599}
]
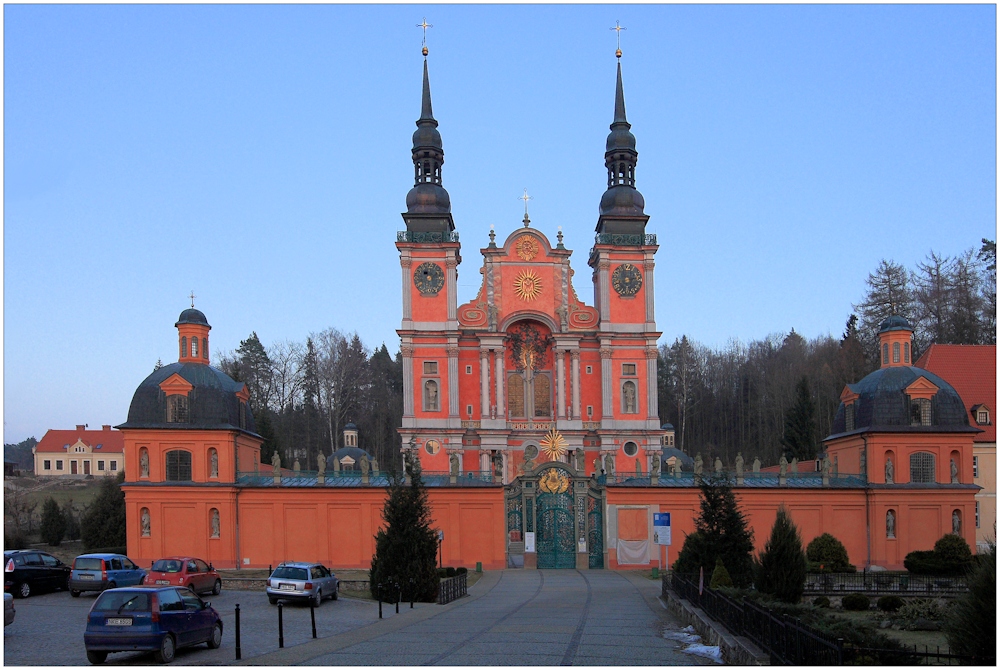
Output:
[
  {"left": 646, "top": 347, "right": 659, "bottom": 419},
  {"left": 571, "top": 351, "right": 581, "bottom": 419},
  {"left": 600, "top": 345, "right": 614, "bottom": 417},
  {"left": 494, "top": 348, "right": 505, "bottom": 419},
  {"left": 446, "top": 257, "right": 458, "bottom": 322},
  {"left": 556, "top": 349, "right": 566, "bottom": 419},
  {"left": 480, "top": 348, "right": 491, "bottom": 418},
  {"left": 643, "top": 259, "right": 655, "bottom": 326},
  {"left": 400, "top": 257, "right": 412, "bottom": 321},
  {"left": 447, "top": 344, "right": 459, "bottom": 417},
  {"left": 401, "top": 344, "right": 414, "bottom": 416}
]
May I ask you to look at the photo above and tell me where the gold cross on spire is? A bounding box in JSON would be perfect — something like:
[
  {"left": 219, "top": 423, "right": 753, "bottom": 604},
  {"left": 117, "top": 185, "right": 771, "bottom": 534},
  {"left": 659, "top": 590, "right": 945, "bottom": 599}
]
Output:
[
  {"left": 519, "top": 188, "right": 533, "bottom": 226},
  {"left": 610, "top": 20, "right": 626, "bottom": 58},
  {"left": 417, "top": 17, "right": 433, "bottom": 56},
  {"left": 189, "top": 291, "right": 196, "bottom": 308}
]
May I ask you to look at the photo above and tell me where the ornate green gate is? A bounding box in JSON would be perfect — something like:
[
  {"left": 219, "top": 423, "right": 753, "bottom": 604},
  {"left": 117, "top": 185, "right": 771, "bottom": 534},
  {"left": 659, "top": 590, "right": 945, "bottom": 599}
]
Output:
[
  {"left": 536, "top": 490, "right": 575, "bottom": 569},
  {"left": 587, "top": 494, "right": 604, "bottom": 569}
]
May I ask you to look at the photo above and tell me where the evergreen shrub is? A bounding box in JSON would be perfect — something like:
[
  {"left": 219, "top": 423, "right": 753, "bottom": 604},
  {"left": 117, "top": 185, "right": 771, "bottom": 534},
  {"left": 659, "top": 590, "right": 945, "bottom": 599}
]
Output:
[
  {"left": 40, "top": 497, "right": 66, "bottom": 546},
  {"left": 904, "top": 533, "right": 974, "bottom": 576},
  {"left": 877, "top": 595, "right": 904, "bottom": 612},
  {"left": 755, "top": 506, "right": 807, "bottom": 603},
  {"left": 456, "top": 567, "right": 468, "bottom": 575},
  {"left": 81, "top": 475, "right": 126, "bottom": 550},
  {"left": 673, "top": 476, "right": 755, "bottom": 587},
  {"left": 812, "top": 596, "right": 830, "bottom": 608},
  {"left": 805, "top": 533, "right": 855, "bottom": 572},
  {"left": 445, "top": 567, "right": 457, "bottom": 577},
  {"left": 944, "top": 542, "right": 995, "bottom": 659},
  {"left": 709, "top": 558, "right": 733, "bottom": 589},
  {"left": 842, "top": 593, "right": 870, "bottom": 611}
]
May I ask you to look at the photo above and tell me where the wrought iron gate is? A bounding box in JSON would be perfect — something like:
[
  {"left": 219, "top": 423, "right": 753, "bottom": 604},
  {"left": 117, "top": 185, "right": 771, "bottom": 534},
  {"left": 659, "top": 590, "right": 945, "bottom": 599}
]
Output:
[
  {"left": 587, "top": 494, "right": 604, "bottom": 569},
  {"left": 536, "top": 490, "right": 575, "bottom": 569}
]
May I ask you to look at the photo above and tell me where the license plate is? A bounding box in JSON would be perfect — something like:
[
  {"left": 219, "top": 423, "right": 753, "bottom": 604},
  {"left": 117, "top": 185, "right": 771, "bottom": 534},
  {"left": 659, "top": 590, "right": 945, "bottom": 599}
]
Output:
[
  {"left": 279, "top": 584, "right": 295, "bottom": 591},
  {"left": 80, "top": 575, "right": 94, "bottom": 580},
  {"left": 156, "top": 580, "right": 170, "bottom": 585},
  {"left": 105, "top": 618, "right": 132, "bottom": 626}
]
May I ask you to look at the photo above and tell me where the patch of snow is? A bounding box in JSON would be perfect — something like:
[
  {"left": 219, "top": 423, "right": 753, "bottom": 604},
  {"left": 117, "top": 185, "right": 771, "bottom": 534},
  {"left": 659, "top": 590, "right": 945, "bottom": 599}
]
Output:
[
  {"left": 682, "top": 643, "right": 723, "bottom": 663},
  {"left": 662, "top": 630, "right": 702, "bottom": 644},
  {"left": 682, "top": 625, "right": 697, "bottom": 634}
]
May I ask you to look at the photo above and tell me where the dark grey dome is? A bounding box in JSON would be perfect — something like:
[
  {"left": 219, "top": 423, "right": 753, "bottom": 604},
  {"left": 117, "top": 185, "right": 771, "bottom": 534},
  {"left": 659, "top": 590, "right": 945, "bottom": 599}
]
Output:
[
  {"left": 406, "top": 183, "right": 451, "bottom": 214},
  {"left": 118, "top": 362, "right": 256, "bottom": 434},
  {"left": 600, "top": 185, "right": 645, "bottom": 217},
  {"left": 829, "top": 366, "right": 973, "bottom": 436},
  {"left": 175, "top": 309, "right": 209, "bottom": 327},
  {"left": 344, "top": 423, "right": 357, "bottom": 430},
  {"left": 879, "top": 315, "right": 913, "bottom": 333},
  {"left": 327, "top": 447, "right": 373, "bottom": 469},
  {"left": 606, "top": 127, "right": 636, "bottom": 152},
  {"left": 660, "top": 447, "right": 694, "bottom": 470},
  {"left": 412, "top": 124, "right": 442, "bottom": 150}
]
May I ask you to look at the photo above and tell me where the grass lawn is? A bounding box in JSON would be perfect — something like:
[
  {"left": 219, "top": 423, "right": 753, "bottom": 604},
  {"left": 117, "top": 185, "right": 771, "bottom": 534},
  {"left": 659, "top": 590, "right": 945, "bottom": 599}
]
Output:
[
  {"left": 825, "top": 609, "right": 950, "bottom": 652},
  {"left": 9, "top": 475, "right": 107, "bottom": 513}
]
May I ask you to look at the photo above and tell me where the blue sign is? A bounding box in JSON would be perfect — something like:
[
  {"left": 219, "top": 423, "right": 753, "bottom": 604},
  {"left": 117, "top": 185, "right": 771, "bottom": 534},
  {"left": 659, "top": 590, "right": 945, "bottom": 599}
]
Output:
[{"left": 653, "top": 513, "right": 671, "bottom": 545}]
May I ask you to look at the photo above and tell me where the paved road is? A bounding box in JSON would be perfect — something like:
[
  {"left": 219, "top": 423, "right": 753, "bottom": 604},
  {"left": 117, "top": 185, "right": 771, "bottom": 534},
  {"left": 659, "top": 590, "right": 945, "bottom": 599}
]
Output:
[{"left": 249, "top": 570, "right": 711, "bottom": 666}]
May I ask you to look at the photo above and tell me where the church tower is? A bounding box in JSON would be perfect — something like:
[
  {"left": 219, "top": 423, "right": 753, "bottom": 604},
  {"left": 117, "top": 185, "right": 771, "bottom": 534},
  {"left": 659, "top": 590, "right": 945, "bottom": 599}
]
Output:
[
  {"left": 397, "top": 42, "right": 463, "bottom": 470},
  {"left": 587, "top": 48, "right": 664, "bottom": 467}
]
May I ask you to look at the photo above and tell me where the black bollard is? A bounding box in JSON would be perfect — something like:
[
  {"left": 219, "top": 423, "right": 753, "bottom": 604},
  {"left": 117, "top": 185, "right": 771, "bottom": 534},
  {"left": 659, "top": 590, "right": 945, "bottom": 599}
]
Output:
[
  {"left": 395, "top": 581, "right": 400, "bottom": 614},
  {"left": 410, "top": 578, "right": 414, "bottom": 608},
  {"left": 278, "top": 601, "right": 284, "bottom": 648},
  {"left": 377, "top": 583, "right": 382, "bottom": 619},
  {"left": 235, "top": 604, "right": 242, "bottom": 660},
  {"left": 310, "top": 601, "right": 317, "bottom": 638}
]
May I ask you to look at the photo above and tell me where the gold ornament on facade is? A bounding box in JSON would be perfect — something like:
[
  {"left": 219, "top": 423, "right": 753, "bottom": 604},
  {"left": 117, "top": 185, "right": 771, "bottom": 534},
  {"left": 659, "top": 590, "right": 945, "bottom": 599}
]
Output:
[
  {"left": 539, "top": 427, "right": 568, "bottom": 462},
  {"left": 539, "top": 467, "right": 569, "bottom": 494},
  {"left": 515, "top": 235, "right": 539, "bottom": 261},
  {"left": 513, "top": 270, "right": 542, "bottom": 302}
]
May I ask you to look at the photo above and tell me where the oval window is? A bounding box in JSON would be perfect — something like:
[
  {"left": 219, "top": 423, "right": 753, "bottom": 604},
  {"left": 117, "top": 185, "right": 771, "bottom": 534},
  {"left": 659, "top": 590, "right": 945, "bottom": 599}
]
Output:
[{"left": 425, "top": 439, "right": 442, "bottom": 456}]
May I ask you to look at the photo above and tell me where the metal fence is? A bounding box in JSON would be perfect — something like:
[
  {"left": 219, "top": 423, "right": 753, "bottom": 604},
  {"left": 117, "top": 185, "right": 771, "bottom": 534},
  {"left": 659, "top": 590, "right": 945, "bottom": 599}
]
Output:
[
  {"left": 437, "top": 573, "right": 467, "bottom": 604},
  {"left": 804, "top": 572, "right": 969, "bottom": 595},
  {"left": 235, "top": 470, "right": 499, "bottom": 487}
]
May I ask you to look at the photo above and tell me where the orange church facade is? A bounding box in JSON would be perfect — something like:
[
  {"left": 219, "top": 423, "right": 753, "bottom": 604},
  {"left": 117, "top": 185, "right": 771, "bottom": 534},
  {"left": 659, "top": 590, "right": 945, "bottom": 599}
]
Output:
[{"left": 120, "top": 49, "right": 980, "bottom": 574}]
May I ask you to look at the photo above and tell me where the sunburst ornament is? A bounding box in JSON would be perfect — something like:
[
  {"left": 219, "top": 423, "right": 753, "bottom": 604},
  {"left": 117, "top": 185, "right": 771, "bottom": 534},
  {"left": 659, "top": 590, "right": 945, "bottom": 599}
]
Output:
[
  {"left": 539, "top": 427, "right": 568, "bottom": 462},
  {"left": 513, "top": 270, "right": 542, "bottom": 301},
  {"left": 539, "top": 468, "right": 569, "bottom": 494},
  {"left": 515, "top": 235, "right": 539, "bottom": 261}
]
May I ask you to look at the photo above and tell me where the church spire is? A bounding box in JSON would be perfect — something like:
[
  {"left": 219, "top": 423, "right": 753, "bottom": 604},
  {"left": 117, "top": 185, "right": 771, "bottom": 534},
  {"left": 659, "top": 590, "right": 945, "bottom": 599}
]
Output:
[{"left": 597, "top": 42, "right": 646, "bottom": 229}]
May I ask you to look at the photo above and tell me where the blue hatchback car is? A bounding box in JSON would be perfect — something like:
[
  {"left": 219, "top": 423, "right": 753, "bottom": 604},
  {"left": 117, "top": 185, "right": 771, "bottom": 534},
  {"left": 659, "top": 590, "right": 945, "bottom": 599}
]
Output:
[
  {"left": 83, "top": 586, "right": 222, "bottom": 664},
  {"left": 71, "top": 554, "right": 146, "bottom": 597}
]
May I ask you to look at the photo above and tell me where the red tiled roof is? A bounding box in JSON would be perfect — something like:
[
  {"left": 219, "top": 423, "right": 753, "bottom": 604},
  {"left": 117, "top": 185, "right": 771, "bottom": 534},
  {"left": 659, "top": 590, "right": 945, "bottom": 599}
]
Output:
[
  {"left": 915, "top": 344, "right": 997, "bottom": 443},
  {"left": 34, "top": 426, "right": 124, "bottom": 453}
]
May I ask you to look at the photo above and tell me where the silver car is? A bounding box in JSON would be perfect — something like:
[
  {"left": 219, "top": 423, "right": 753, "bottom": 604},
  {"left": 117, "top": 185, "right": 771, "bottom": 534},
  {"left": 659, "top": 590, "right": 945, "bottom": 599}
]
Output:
[
  {"left": 265, "top": 562, "right": 338, "bottom": 606},
  {"left": 4, "top": 592, "right": 14, "bottom": 626}
]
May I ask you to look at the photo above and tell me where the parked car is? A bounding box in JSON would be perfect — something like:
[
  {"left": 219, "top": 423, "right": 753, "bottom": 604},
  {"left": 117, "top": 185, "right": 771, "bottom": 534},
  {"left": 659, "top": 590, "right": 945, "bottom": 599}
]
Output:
[
  {"left": 70, "top": 554, "right": 147, "bottom": 597},
  {"left": 83, "top": 586, "right": 222, "bottom": 664},
  {"left": 3, "top": 550, "right": 71, "bottom": 598},
  {"left": 265, "top": 562, "right": 338, "bottom": 606},
  {"left": 144, "top": 558, "right": 221, "bottom": 596},
  {"left": 4, "top": 592, "right": 14, "bottom": 626}
]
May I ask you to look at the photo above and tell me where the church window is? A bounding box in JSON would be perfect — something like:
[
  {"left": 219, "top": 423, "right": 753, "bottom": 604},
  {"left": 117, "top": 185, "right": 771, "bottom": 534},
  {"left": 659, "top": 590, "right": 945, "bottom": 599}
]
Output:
[
  {"left": 623, "top": 441, "right": 638, "bottom": 457},
  {"left": 909, "top": 452, "right": 935, "bottom": 484},
  {"left": 845, "top": 403, "right": 855, "bottom": 431},
  {"left": 181, "top": 337, "right": 187, "bottom": 359},
  {"left": 165, "top": 450, "right": 193, "bottom": 482},
  {"left": 892, "top": 342, "right": 900, "bottom": 363},
  {"left": 191, "top": 337, "right": 199, "bottom": 358},
  {"left": 166, "top": 395, "right": 189, "bottom": 423},
  {"left": 533, "top": 374, "right": 551, "bottom": 418},
  {"left": 587, "top": 405, "right": 593, "bottom": 417},
  {"left": 904, "top": 342, "right": 910, "bottom": 363},
  {"left": 423, "top": 361, "right": 438, "bottom": 375},
  {"left": 910, "top": 397, "right": 931, "bottom": 426},
  {"left": 507, "top": 374, "right": 525, "bottom": 418},
  {"left": 882, "top": 343, "right": 889, "bottom": 365},
  {"left": 203, "top": 338, "right": 209, "bottom": 359},
  {"left": 621, "top": 381, "right": 638, "bottom": 414},
  {"left": 586, "top": 366, "right": 593, "bottom": 374},
  {"left": 622, "top": 363, "right": 636, "bottom": 376},
  {"left": 466, "top": 365, "right": 472, "bottom": 374},
  {"left": 973, "top": 455, "right": 978, "bottom": 479},
  {"left": 466, "top": 404, "right": 473, "bottom": 417},
  {"left": 423, "top": 380, "right": 440, "bottom": 412}
]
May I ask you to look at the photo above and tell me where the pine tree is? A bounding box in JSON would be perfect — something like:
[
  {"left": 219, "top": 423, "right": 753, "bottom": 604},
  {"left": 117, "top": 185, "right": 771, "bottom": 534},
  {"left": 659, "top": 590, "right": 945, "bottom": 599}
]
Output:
[
  {"left": 369, "top": 452, "right": 439, "bottom": 602},
  {"left": 39, "top": 497, "right": 66, "bottom": 546},
  {"left": 781, "top": 376, "right": 817, "bottom": 461},
  {"left": 692, "top": 475, "right": 755, "bottom": 587},
  {"left": 81, "top": 475, "right": 126, "bottom": 550},
  {"left": 944, "top": 542, "right": 995, "bottom": 660},
  {"left": 853, "top": 259, "right": 914, "bottom": 363},
  {"left": 63, "top": 500, "right": 81, "bottom": 541},
  {"left": 756, "top": 506, "right": 807, "bottom": 603}
]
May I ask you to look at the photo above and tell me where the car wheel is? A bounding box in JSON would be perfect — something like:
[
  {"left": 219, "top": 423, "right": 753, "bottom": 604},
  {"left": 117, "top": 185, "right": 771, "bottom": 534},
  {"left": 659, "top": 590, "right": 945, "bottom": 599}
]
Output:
[
  {"left": 312, "top": 590, "right": 322, "bottom": 608},
  {"left": 71, "top": 590, "right": 81, "bottom": 598},
  {"left": 17, "top": 582, "right": 30, "bottom": 599},
  {"left": 207, "top": 622, "right": 223, "bottom": 649},
  {"left": 331, "top": 585, "right": 338, "bottom": 601},
  {"left": 268, "top": 596, "right": 278, "bottom": 605},
  {"left": 212, "top": 579, "right": 222, "bottom": 596},
  {"left": 105, "top": 581, "right": 116, "bottom": 592},
  {"left": 86, "top": 650, "right": 108, "bottom": 665},
  {"left": 154, "top": 634, "right": 176, "bottom": 664}
]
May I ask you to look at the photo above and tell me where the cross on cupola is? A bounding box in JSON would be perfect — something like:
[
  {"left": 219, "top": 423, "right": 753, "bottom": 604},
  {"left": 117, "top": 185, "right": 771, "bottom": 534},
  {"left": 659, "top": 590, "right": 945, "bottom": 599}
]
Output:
[
  {"left": 520, "top": 188, "right": 532, "bottom": 227},
  {"left": 610, "top": 20, "right": 626, "bottom": 58},
  {"left": 189, "top": 291, "right": 196, "bottom": 308}
]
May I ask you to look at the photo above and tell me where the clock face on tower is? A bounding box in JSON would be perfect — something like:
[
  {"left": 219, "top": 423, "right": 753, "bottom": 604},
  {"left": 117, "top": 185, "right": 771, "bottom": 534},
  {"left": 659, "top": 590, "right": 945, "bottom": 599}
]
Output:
[
  {"left": 414, "top": 262, "right": 445, "bottom": 295},
  {"left": 612, "top": 263, "right": 643, "bottom": 297}
]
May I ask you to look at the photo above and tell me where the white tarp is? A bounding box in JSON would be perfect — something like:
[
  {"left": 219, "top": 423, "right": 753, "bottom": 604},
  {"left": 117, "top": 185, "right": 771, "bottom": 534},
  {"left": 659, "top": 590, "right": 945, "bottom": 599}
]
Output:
[{"left": 616, "top": 538, "right": 649, "bottom": 564}]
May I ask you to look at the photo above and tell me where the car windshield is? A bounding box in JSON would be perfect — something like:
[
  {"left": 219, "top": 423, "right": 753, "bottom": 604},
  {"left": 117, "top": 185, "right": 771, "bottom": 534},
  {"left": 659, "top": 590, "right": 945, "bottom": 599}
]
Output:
[
  {"left": 75, "top": 558, "right": 103, "bottom": 570},
  {"left": 93, "top": 591, "right": 150, "bottom": 612},
  {"left": 151, "top": 560, "right": 183, "bottom": 573},
  {"left": 271, "top": 567, "right": 308, "bottom": 580}
]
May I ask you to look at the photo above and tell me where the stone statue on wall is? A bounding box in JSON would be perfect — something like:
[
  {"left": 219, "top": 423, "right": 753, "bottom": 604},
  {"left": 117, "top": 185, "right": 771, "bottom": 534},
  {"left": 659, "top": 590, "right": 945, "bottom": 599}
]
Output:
[
  {"left": 333, "top": 454, "right": 340, "bottom": 472},
  {"left": 593, "top": 457, "right": 602, "bottom": 475},
  {"left": 210, "top": 509, "right": 220, "bottom": 538},
  {"left": 371, "top": 458, "right": 379, "bottom": 475},
  {"left": 735, "top": 453, "right": 745, "bottom": 476},
  {"left": 651, "top": 454, "right": 660, "bottom": 477},
  {"left": 952, "top": 510, "right": 961, "bottom": 535},
  {"left": 140, "top": 450, "right": 149, "bottom": 478},
  {"left": 950, "top": 459, "right": 959, "bottom": 484},
  {"left": 623, "top": 383, "right": 637, "bottom": 413},
  {"left": 694, "top": 454, "right": 703, "bottom": 475},
  {"left": 210, "top": 449, "right": 219, "bottom": 478},
  {"left": 317, "top": 453, "right": 326, "bottom": 476},
  {"left": 575, "top": 448, "right": 585, "bottom": 473},
  {"left": 271, "top": 451, "right": 281, "bottom": 471},
  {"left": 360, "top": 455, "right": 370, "bottom": 475},
  {"left": 449, "top": 453, "right": 459, "bottom": 476},
  {"left": 886, "top": 510, "right": 895, "bottom": 539},
  {"left": 604, "top": 453, "right": 614, "bottom": 476},
  {"left": 714, "top": 457, "right": 723, "bottom": 474},
  {"left": 822, "top": 456, "right": 831, "bottom": 477},
  {"left": 885, "top": 457, "right": 893, "bottom": 484},
  {"left": 672, "top": 459, "right": 682, "bottom": 477},
  {"left": 140, "top": 508, "right": 151, "bottom": 537},
  {"left": 779, "top": 455, "right": 788, "bottom": 477},
  {"left": 752, "top": 457, "right": 761, "bottom": 473},
  {"left": 832, "top": 456, "right": 838, "bottom": 477},
  {"left": 635, "top": 459, "right": 642, "bottom": 475},
  {"left": 293, "top": 459, "right": 301, "bottom": 472},
  {"left": 555, "top": 304, "right": 569, "bottom": 332},
  {"left": 493, "top": 452, "right": 503, "bottom": 479},
  {"left": 790, "top": 457, "right": 798, "bottom": 474}
]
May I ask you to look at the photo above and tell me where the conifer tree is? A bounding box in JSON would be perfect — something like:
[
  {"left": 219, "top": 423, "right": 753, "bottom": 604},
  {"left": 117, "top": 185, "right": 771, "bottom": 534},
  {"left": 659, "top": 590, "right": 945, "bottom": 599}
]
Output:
[
  {"left": 781, "top": 376, "right": 817, "bottom": 461},
  {"left": 686, "top": 475, "right": 755, "bottom": 587},
  {"left": 63, "top": 499, "right": 81, "bottom": 541},
  {"left": 369, "top": 452, "right": 439, "bottom": 602},
  {"left": 81, "top": 475, "right": 126, "bottom": 550},
  {"left": 944, "top": 542, "right": 995, "bottom": 660},
  {"left": 39, "top": 497, "right": 66, "bottom": 546},
  {"left": 756, "top": 506, "right": 807, "bottom": 603}
]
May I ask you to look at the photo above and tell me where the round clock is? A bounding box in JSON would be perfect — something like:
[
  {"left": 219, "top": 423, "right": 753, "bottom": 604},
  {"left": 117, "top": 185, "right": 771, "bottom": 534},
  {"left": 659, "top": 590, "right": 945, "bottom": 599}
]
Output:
[
  {"left": 611, "top": 263, "right": 643, "bottom": 297},
  {"left": 414, "top": 262, "right": 445, "bottom": 295}
]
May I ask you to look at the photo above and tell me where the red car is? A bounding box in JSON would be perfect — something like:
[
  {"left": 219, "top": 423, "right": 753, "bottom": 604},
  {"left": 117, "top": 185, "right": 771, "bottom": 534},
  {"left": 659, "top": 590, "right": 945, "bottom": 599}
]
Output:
[{"left": 143, "top": 557, "right": 222, "bottom": 596}]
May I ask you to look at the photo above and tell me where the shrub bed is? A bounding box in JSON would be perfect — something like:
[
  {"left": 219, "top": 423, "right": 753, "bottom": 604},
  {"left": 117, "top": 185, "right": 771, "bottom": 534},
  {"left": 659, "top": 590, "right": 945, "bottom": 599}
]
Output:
[
  {"left": 877, "top": 595, "right": 904, "bottom": 612},
  {"left": 842, "top": 593, "right": 870, "bottom": 611}
]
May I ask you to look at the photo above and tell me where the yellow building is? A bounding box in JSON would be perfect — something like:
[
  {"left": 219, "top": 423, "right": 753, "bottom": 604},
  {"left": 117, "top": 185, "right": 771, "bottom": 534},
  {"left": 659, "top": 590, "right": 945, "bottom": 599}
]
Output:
[{"left": 33, "top": 425, "right": 124, "bottom": 477}]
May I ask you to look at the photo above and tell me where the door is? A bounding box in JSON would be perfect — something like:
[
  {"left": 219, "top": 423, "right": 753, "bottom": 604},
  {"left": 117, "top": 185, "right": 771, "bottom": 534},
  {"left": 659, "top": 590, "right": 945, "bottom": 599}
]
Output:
[
  {"left": 536, "top": 491, "right": 575, "bottom": 569},
  {"left": 156, "top": 588, "right": 191, "bottom": 645},
  {"left": 70, "top": 461, "right": 78, "bottom": 475},
  {"left": 84, "top": 461, "right": 91, "bottom": 475},
  {"left": 194, "top": 560, "right": 211, "bottom": 592}
]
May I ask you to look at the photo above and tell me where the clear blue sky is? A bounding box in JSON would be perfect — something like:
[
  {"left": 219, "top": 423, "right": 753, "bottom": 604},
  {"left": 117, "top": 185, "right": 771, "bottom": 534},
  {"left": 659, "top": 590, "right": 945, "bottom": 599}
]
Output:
[{"left": 4, "top": 5, "right": 995, "bottom": 444}]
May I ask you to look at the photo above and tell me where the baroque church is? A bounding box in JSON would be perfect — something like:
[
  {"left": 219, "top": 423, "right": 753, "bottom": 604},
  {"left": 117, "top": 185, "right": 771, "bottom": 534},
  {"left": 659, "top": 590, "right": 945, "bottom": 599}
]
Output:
[{"left": 118, "top": 42, "right": 981, "bottom": 573}]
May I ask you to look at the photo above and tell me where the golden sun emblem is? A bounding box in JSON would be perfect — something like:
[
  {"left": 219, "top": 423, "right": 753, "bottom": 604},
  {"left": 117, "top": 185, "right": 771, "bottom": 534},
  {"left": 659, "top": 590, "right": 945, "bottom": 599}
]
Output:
[
  {"left": 539, "top": 468, "right": 569, "bottom": 494},
  {"left": 515, "top": 235, "right": 539, "bottom": 261},
  {"left": 513, "top": 270, "right": 542, "bottom": 301},
  {"left": 539, "top": 427, "right": 568, "bottom": 462}
]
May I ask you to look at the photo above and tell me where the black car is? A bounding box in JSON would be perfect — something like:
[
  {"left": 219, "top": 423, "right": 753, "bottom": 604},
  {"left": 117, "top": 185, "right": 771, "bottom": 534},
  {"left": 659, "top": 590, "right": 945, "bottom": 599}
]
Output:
[{"left": 4, "top": 550, "right": 71, "bottom": 598}]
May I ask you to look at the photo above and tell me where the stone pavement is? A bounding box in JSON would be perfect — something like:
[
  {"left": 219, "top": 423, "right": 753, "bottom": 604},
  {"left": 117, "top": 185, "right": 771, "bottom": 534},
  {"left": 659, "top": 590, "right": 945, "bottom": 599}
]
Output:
[{"left": 243, "top": 570, "right": 713, "bottom": 666}]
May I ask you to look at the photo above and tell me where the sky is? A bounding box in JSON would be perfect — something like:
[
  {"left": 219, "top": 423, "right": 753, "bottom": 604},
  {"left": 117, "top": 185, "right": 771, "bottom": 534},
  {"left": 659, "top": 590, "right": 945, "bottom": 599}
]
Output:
[{"left": 4, "top": 4, "right": 996, "bottom": 444}]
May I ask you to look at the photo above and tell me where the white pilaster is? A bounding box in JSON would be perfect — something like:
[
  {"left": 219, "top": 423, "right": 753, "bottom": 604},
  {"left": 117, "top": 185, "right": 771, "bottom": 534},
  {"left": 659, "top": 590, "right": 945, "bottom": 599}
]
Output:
[
  {"left": 401, "top": 344, "right": 414, "bottom": 416},
  {"left": 401, "top": 257, "right": 412, "bottom": 321},
  {"left": 600, "top": 343, "right": 614, "bottom": 417},
  {"left": 556, "top": 350, "right": 566, "bottom": 419},
  {"left": 571, "top": 351, "right": 581, "bottom": 419},
  {"left": 494, "top": 348, "right": 505, "bottom": 418},
  {"left": 448, "top": 344, "right": 459, "bottom": 417},
  {"left": 446, "top": 257, "right": 458, "bottom": 321},
  {"left": 480, "top": 349, "right": 490, "bottom": 417}
]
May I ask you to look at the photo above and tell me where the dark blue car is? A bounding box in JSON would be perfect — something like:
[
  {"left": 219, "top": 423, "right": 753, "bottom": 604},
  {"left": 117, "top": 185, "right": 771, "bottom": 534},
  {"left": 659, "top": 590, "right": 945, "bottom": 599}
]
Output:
[{"left": 83, "top": 586, "right": 222, "bottom": 664}]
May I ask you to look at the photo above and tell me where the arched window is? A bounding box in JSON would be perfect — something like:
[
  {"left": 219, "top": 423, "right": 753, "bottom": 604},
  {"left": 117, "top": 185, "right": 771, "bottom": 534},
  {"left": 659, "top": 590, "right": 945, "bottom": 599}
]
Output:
[
  {"left": 166, "top": 395, "right": 189, "bottom": 423},
  {"left": 423, "top": 380, "right": 439, "bottom": 412},
  {"left": 621, "top": 381, "right": 638, "bottom": 414},
  {"left": 904, "top": 342, "right": 910, "bottom": 363},
  {"left": 882, "top": 343, "right": 889, "bottom": 365},
  {"left": 892, "top": 342, "right": 900, "bottom": 363},
  {"left": 533, "top": 375, "right": 551, "bottom": 418},
  {"left": 910, "top": 397, "right": 931, "bottom": 426},
  {"left": 202, "top": 338, "right": 209, "bottom": 360},
  {"left": 191, "top": 337, "right": 198, "bottom": 358},
  {"left": 165, "top": 450, "right": 192, "bottom": 481},
  {"left": 507, "top": 374, "right": 525, "bottom": 417},
  {"left": 910, "top": 452, "right": 935, "bottom": 483},
  {"left": 180, "top": 336, "right": 187, "bottom": 359},
  {"left": 845, "top": 403, "right": 855, "bottom": 431}
]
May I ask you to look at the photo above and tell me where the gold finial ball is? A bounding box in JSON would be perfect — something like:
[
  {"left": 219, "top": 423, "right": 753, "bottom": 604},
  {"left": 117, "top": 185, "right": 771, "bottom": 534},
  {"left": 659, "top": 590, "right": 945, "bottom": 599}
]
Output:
[
  {"left": 616, "top": 48, "right": 622, "bottom": 58},
  {"left": 422, "top": 46, "right": 429, "bottom": 56}
]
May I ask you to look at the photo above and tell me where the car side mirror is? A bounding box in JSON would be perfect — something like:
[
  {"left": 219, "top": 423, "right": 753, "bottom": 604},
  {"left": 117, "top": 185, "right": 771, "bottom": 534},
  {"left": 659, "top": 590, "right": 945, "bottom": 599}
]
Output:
[
  {"left": 208, "top": 564, "right": 214, "bottom": 571},
  {"left": 203, "top": 601, "right": 210, "bottom": 609}
]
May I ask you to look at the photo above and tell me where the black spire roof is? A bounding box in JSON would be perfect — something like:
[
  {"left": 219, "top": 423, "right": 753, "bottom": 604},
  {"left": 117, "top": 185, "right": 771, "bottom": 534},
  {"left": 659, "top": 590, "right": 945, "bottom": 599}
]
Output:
[
  {"left": 403, "top": 55, "right": 453, "bottom": 230},
  {"left": 597, "top": 56, "right": 648, "bottom": 234}
]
